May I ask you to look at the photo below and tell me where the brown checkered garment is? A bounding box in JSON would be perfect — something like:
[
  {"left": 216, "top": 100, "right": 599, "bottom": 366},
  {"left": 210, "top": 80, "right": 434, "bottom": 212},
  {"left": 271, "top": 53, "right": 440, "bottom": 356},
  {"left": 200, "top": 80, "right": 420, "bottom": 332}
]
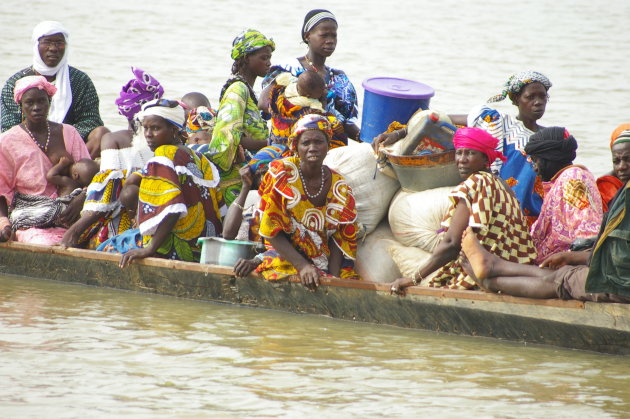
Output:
[{"left": 429, "top": 171, "right": 537, "bottom": 289}]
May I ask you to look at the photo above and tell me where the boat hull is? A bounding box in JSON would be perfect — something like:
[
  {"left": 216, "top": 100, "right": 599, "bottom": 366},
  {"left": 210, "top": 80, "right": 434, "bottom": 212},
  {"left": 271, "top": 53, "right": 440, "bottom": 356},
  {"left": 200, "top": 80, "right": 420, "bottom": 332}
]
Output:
[{"left": 1, "top": 241, "right": 629, "bottom": 355}]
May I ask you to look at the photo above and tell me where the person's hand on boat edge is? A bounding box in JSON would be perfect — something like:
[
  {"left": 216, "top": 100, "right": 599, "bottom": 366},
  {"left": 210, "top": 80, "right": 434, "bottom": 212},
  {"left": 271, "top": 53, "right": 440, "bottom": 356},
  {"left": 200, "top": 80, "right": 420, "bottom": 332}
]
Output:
[
  {"left": 119, "top": 248, "right": 154, "bottom": 268},
  {"left": 234, "top": 258, "right": 260, "bottom": 278},
  {"left": 388, "top": 278, "right": 411, "bottom": 296},
  {"left": 299, "top": 263, "right": 320, "bottom": 291}
]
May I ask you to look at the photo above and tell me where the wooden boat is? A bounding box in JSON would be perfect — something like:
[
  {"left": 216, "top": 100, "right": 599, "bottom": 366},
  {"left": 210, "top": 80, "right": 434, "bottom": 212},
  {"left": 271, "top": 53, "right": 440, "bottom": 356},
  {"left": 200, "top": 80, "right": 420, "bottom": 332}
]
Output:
[{"left": 1, "top": 240, "right": 629, "bottom": 355}]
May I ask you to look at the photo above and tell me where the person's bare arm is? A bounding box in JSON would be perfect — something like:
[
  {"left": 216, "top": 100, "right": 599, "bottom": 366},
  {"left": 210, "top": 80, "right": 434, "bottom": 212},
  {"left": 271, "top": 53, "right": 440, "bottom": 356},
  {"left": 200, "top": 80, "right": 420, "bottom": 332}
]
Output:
[
  {"left": 223, "top": 166, "right": 253, "bottom": 240},
  {"left": 0, "top": 196, "right": 12, "bottom": 242}
]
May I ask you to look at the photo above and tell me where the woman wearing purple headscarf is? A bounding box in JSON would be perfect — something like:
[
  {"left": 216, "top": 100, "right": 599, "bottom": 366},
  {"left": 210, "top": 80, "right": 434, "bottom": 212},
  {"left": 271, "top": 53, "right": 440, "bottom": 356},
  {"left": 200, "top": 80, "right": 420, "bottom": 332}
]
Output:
[{"left": 61, "top": 67, "right": 163, "bottom": 248}]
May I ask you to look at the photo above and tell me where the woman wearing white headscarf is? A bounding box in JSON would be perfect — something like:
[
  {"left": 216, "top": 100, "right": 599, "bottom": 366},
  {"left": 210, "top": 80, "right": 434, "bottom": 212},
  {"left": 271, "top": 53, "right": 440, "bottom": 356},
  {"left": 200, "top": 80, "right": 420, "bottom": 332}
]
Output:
[{"left": 0, "top": 21, "right": 107, "bottom": 158}]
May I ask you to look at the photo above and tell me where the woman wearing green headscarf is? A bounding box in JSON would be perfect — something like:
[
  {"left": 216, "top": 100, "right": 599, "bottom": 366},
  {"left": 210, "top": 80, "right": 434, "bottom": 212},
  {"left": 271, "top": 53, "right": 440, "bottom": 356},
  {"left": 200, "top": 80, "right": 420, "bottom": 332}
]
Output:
[{"left": 207, "top": 29, "right": 275, "bottom": 206}]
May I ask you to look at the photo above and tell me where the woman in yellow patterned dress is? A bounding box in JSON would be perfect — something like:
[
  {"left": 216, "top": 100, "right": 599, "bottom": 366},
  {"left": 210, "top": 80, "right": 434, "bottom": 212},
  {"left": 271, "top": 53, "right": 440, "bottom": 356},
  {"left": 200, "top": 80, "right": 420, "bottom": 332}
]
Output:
[
  {"left": 254, "top": 114, "right": 359, "bottom": 289},
  {"left": 98, "top": 99, "right": 224, "bottom": 266}
]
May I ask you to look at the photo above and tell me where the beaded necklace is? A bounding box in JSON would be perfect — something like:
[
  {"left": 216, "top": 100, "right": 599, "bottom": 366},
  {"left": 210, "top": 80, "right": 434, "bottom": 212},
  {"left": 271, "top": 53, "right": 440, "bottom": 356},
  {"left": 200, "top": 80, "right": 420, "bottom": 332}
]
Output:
[
  {"left": 22, "top": 122, "right": 51, "bottom": 153},
  {"left": 303, "top": 55, "right": 334, "bottom": 84},
  {"left": 299, "top": 164, "right": 326, "bottom": 199}
]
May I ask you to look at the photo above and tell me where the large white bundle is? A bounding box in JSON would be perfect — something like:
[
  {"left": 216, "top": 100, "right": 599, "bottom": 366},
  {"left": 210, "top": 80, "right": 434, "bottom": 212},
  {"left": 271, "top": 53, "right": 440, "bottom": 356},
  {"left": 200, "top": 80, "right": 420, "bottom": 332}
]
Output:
[
  {"left": 355, "top": 220, "right": 401, "bottom": 283},
  {"left": 324, "top": 141, "right": 400, "bottom": 235},
  {"left": 388, "top": 186, "right": 453, "bottom": 252},
  {"left": 387, "top": 241, "right": 435, "bottom": 285}
]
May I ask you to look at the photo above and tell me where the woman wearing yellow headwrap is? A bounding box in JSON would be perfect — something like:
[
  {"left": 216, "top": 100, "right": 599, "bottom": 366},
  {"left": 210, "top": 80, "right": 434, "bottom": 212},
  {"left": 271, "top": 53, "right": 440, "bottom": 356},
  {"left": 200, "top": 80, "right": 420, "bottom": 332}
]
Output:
[{"left": 206, "top": 29, "right": 275, "bottom": 206}]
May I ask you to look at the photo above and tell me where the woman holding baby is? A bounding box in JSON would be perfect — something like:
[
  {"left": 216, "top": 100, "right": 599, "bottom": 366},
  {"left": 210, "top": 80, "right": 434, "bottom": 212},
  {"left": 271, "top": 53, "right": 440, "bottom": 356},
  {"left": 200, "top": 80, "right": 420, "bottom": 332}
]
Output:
[{"left": 0, "top": 76, "right": 91, "bottom": 244}]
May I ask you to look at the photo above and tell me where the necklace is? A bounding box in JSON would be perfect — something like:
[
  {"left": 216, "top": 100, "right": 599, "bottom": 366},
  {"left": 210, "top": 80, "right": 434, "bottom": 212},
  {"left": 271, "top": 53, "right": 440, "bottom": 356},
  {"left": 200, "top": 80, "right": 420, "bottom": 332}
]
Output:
[
  {"left": 303, "top": 54, "right": 321, "bottom": 73},
  {"left": 22, "top": 122, "right": 51, "bottom": 153},
  {"left": 299, "top": 164, "right": 326, "bottom": 199}
]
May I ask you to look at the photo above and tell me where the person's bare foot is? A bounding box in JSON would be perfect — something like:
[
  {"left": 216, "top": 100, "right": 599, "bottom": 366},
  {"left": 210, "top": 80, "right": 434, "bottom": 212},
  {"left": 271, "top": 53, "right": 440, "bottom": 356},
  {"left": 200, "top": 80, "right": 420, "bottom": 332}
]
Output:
[
  {"left": 460, "top": 251, "right": 488, "bottom": 291},
  {"left": 460, "top": 227, "right": 493, "bottom": 281}
]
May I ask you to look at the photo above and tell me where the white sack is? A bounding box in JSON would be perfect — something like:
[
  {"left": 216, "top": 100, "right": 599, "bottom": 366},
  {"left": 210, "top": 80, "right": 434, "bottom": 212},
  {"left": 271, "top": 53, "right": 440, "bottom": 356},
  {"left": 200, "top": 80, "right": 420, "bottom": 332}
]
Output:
[{"left": 355, "top": 220, "right": 401, "bottom": 283}]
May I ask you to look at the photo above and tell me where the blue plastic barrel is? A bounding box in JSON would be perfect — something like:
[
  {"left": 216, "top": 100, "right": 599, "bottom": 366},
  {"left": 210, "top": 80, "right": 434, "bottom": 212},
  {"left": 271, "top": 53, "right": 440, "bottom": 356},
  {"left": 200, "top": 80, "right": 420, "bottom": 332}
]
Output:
[{"left": 360, "top": 77, "right": 435, "bottom": 143}]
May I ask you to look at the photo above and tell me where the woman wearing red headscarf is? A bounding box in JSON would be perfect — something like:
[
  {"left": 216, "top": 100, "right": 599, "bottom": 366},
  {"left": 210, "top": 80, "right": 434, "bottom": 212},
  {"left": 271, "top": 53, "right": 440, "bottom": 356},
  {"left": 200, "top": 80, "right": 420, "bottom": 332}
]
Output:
[{"left": 389, "top": 127, "right": 537, "bottom": 294}]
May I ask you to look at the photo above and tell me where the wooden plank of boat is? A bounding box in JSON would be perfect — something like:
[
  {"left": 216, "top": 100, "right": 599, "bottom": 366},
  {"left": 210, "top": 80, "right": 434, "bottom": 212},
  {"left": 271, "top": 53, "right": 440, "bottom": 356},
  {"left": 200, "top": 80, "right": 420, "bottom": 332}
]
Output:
[{"left": 1, "top": 241, "right": 629, "bottom": 355}]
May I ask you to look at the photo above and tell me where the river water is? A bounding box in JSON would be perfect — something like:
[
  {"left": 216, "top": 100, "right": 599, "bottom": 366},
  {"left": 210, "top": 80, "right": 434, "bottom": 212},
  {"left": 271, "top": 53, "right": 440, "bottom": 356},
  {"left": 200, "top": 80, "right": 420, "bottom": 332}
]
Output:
[
  {"left": 1, "top": 274, "right": 629, "bottom": 418},
  {"left": 1, "top": 0, "right": 630, "bottom": 417}
]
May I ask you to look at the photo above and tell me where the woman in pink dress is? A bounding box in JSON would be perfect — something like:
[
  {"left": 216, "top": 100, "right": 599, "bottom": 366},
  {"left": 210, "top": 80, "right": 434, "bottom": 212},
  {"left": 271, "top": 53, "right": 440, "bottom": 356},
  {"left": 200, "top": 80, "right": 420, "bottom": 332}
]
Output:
[
  {"left": 524, "top": 127, "right": 603, "bottom": 263},
  {"left": 0, "top": 76, "right": 90, "bottom": 244}
]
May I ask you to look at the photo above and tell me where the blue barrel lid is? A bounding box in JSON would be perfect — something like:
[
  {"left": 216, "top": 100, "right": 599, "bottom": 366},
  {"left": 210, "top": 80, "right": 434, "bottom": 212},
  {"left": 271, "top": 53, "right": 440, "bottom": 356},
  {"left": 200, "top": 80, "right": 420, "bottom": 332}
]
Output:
[{"left": 362, "top": 77, "right": 435, "bottom": 99}]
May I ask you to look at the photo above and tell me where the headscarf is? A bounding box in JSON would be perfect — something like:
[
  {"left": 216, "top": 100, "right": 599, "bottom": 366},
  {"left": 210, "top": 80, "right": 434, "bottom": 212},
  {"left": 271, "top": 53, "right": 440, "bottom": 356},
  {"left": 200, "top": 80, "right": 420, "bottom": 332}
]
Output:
[
  {"left": 32, "top": 21, "right": 71, "bottom": 123},
  {"left": 524, "top": 127, "right": 577, "bottom": 163},
  {"left": 114, "top": 67, "right": 164, "bottom": 120},
  {"left": 186, "top": 106, "right": 217, "bottom": 134},
  {"left": 610, "top": 124, "right": 630, "bottom": 149},
  {"left": 287, "top": 114, "right": 333, "bottom": 152},
  {"left": 13, "top": 75, "right": 57, "bottom": 104},
  {"left": 453, "top": 127, "right": 507, "bottom": 166},
  {"left": 302, "top": 9, "right": 337, "bottom": 42},
  {"left": 487, "top": 71, "right": 552, "bottom": 103},
  {"left": 137, "top": 99, "right": 186, "bottom": 129},
  {"left": 247, "top": 144, "right": 289, "bottom": 173},
  {"left": 231, "top": 29, "right": 275, "bottom": 61}
]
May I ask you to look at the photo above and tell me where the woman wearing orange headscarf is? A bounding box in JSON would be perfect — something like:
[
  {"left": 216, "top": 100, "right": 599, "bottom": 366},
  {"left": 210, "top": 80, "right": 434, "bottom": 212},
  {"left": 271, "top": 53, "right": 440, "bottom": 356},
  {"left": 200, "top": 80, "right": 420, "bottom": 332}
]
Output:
[{"left": 597, "top": 124, "right": 630, "bottom": 212}]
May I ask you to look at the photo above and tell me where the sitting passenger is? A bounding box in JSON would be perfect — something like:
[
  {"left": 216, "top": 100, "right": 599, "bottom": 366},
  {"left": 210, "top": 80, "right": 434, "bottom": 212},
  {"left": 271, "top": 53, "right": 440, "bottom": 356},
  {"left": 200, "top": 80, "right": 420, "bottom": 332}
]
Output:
[
  {"left": 252, "top": 114, "right": 360, "bottom": 289},
  {"left": 597, "top": 125, "right": 630, "bottom": 212},
  {"left": 47, "top": 156, "right": 99, "bottom": 196},
  {"left": 208, "top": 29, "right": 274, "bottom": 206},
  {"left": 268, "top": 71, "right": 347, "bottom": 148},
  {"left": 0, "top": 76, "right": 90, "bottom": 244},
  {"left": 99, "top": 99, "right": 224, "bottom": 266},
  {"left": 61, "top": 67, "right": 161, "bottom": 248},
  {"left": 459, "top": 212, "right": 630, "bottom": 303},
  {"left": 525, "top": 127, "right": 602, "bottom": 263},
  {"left": 388, "top": 127, "right": 537, "bottom": 294},
  {"left": 1, "top": 21, "right": 108, "bottom": 158}
]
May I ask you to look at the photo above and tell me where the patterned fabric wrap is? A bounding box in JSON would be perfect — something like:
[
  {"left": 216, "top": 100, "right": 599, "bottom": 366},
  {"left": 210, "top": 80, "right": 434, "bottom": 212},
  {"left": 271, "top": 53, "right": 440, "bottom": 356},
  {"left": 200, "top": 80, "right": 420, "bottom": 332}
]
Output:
[
  {"left": 137, "top": 98, "right": 186, "bottom": 129},
  {"left": 596, "top": 175, "right": 624, "bottom": 213},
  {"left": 255, "top": 156, "right": 359, "bottom": 280},
  {"left": 531, "top": 165, "right": 603, "bottom": 264},
  {"left": 468, "top": 104, "right": 543, "bottom": 222},
  {"left": 208, "top": 80, "right": 269, "bottom": 206},
  {"left": 610, "top": 127, "right": 630, "bottom": 149},
  {"left": 114, "top": 67, "right": 164, "bottom": 120},
  {"left": 453, "top": 127, "right": 506, "bottom": 167},
  {"left": 186, "top": 106, "right": 216, "bottom": 134},
  {"left": 263, "top": 59, "right": 359, "bottom": 126},
  {"left": 231, "top": 29, "right": 275, "bottom": 60},
  {"left": 247, "top": 144, "right": 289, "bottom": 173},
  {"left": 487, "top": 71, "right": 552, "bottom": 103},
  {"left": 13, "top": 75, "right": 57, "bottom": 103},
  {"left": 2, "top": 66, "right": 103, "bottom": 139},
  {"left": 429, "top": 171, "right": 537, "bottom": 289},
  {"left": 268, "top": 82, "right": 347, "bottom": 147},
  {"left": 9, "top": 189, "right": 82, "bottom": 230},
  {"left": 287, "top": 114, "right": 333, "bottom": 153},
  {"left": 79, "top": 169, "right": 134, "bottom": 249},
  {"left": 137, "top": 145, "right": 223, "bottom": 261}
]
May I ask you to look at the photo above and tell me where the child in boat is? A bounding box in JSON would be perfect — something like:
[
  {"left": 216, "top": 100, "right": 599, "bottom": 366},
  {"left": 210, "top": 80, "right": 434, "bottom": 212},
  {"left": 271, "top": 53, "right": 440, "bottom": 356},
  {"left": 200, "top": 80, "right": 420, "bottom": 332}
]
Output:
[
  {"left": 268, "top": 70, "right": 347, "bottom": 147},
  {"left": 46, "top": 155, "right": 99, "bottom": 196},
  {"left": 181, "top": 92, "right": 216, "bottom": 149}
]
